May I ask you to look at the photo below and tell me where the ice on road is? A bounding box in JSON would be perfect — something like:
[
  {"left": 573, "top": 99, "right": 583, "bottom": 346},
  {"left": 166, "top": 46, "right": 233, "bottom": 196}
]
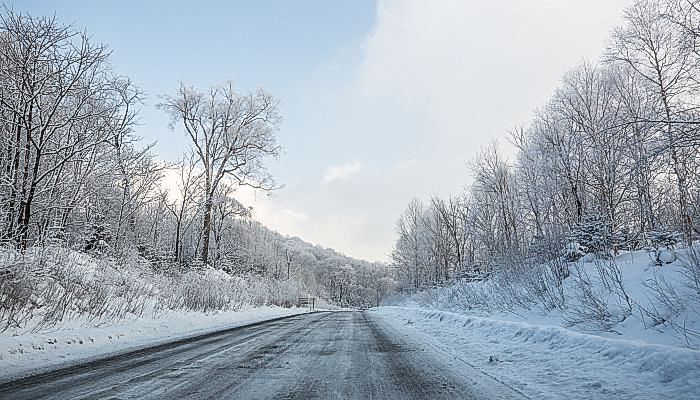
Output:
[{"left": 0, "top": 311, "right": 523, "bottom": 399}]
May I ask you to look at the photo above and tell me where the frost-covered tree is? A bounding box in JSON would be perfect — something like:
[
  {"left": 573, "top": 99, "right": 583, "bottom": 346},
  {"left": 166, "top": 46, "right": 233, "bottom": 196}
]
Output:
[
  {"left": 608, "top": 0, "right": 700, "bottom": 242},
  {"left": 0, "top": 9, "right": 390, "bottom": 319},
  {"left": 0, "top": 11, "right": 142, "bottom": 248},
  {"left": 389, "top": 0, "right": 700, "bottom": 294},
  {"left": 159, "top": 82, "right": 281, "bottom": 266}
]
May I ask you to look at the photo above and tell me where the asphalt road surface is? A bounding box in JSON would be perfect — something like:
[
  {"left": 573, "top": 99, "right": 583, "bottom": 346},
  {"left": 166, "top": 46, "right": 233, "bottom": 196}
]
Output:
[{"left": 0, "top": 311, "right": 525, "bottom": 399}]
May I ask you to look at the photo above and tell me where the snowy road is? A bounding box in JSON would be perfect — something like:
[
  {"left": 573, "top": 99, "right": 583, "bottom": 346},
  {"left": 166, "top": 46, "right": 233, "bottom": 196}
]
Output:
[{"left": 0, "top": 311, "right": 523, "bottom": 399}]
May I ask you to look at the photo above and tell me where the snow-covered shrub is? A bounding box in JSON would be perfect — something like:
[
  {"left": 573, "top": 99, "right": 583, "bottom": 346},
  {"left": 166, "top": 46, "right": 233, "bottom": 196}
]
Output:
[
  {"left": 564, "top": 264, "right": 620, "bottom": 332},
  {"left": 679, "top": 244, "right": 700, "bottom": 297},
  {"left": 0, "top": 246, "right": 154, "bottom": 331},
  {"left": 406, "top": 250, "right": 570, "bottom": 315},
  {"left": 646, "top": 230, "right": 682, "bottom": 266},
  {"left": 641, "top": 269, "right": 686, "bottom": 326},
  {"left": 480, "top": 257, "right": 532, "bottom": 312},
  {"left": 83, "top": 221, "right": 112, "bottom": 254},
  {"left": 533, "top": 258, "right": 568, "bottom": 311},
  {"left": 528, "top": 234, "right": 563, "bottom": 262},
  {"left": 0, "top": 243, "right": 323, "bottom": 332},
  {"left": 565, "top": 215, "right": 617, "bottom": 260},
  {"left": 247, "top": 277, "right": 306, "bottom": 308},
  {"left": 563, "top": 255, "right": 641, "bottom": 334},
  {"left": 0, "top": 250, "right": 34, "bottom": 331},
  {"left": 162, "top": 268, "right": 250, "bottom": 312},
  {"left": 648, "top": 230, "right": 683, "bottom": 249},
  {"left": 593, "top": 258, "right": 634, "bottom": 319},
  {"left": 564, "top": 242, "right": 586, "bottom": 262}
]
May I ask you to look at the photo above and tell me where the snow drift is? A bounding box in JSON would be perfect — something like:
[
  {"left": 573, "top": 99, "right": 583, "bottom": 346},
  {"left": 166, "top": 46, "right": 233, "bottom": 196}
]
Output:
[{"left": 374, "top": 306, "right": 700, "bottom": 399}]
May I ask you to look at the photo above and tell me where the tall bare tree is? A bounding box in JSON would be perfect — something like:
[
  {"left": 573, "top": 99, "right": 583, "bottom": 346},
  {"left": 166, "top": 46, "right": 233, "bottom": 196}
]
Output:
[
  {"left": 608, "top": 0, "right": 700, "bottom": 241},
  {"left": 165, "top": 151, "right": 202, "bottom": 263},
  {"left": 0, "top": 11, "right": 140, "bottom": 248},
  {"left": 159, "top": 82, "right": 281, "bottom": 265}
]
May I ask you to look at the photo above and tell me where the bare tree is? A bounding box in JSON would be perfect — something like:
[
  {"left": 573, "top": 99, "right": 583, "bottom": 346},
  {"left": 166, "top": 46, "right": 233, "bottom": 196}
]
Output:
[
  {"left": 210, "top": 183, "right": 250, "bottom": 269},
  {"left": 0, "top": 10, "right": 145, "bottom": 248},
  {"left": 608, "top": 0, "right": 700, "bottom": 241},
  {"left": 159, "top": 82, "right": 281, "bottom": 265},
  {"left": 165, "top": 151, "right": 202, "bottom": 263},
  {"left": 470, "top": 142, "right": 522, "bottom": 257}
]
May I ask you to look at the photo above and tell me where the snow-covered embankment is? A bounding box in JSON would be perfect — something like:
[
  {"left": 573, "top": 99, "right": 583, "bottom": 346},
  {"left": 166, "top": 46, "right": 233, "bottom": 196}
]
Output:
[{"left": 373, "top": 306, "right": 700, "bottom": 400}]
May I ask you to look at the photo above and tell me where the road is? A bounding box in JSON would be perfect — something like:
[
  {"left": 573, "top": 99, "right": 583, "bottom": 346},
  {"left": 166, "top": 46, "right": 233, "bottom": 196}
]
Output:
[{"left": 0, "top": 311, "right": 525, "bottom": 399}]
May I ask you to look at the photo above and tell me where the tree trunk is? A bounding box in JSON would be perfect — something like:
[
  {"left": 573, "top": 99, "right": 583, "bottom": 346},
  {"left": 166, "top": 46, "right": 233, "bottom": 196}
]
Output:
[
  {"left": 660, "top": 92, "right": 692, "bottom": 243},
  {"left": 18, "top": 139, "right": 42, "bottom": 249},
  {"left": 201, "top": 193, "right": 213, "bottom": 266},
  {"left": 174, "top": 218, "right": 182, "bottom": 262}
]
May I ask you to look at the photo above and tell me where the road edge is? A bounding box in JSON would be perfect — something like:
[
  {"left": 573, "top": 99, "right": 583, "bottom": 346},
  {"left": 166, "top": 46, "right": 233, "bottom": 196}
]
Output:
[{"left": 0, "top": 310, "right": 327, "bottom": 389}]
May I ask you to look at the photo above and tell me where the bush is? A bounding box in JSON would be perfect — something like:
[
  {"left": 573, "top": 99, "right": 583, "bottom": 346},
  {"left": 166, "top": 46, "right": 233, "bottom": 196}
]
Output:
[
  {"left": 648, "top": 230, "right": 683, "bottom": 249},
  {"left": 646, "top": 230, "right": 683, "bottom": 266},
  {"left": 0, "top": 245, "right": 313, "bottom": 332},
  {"left": 565, "top": 214, "right": 621, "bottom": 260}
]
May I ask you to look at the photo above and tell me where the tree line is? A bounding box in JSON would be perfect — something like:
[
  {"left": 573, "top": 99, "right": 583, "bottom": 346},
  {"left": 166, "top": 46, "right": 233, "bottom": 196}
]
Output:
[
  {"left": 0, "top": 9, "right": 390, "bottom": 313},
  {"left": 391, "top": 0, "right": 700, "bottom": 291}
]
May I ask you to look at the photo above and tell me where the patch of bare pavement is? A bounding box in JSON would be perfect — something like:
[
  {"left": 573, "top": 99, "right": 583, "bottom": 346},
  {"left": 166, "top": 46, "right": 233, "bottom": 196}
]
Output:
[{"left": 0, "top": 311, "right": 525, "bottom": 399}]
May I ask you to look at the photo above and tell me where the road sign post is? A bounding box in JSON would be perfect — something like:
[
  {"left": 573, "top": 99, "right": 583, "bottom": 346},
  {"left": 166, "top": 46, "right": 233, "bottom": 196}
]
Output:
[{"left": 298, "top": 297, "right": 315, "bottom": 311}]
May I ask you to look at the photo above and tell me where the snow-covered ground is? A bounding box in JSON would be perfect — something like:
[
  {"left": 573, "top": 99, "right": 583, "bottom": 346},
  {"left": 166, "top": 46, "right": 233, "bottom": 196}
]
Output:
[
  {"left": 373, "top": 306, "right": 700, "bottom": 399},
  {"left": 398, "top": 246, "right": 700, "bottom": 349},
  {"left": 0, "top": 306, "right": 310, "bottom": 383},
  {"left": 377, "top": 246, "right": 700, "bottom": 398}
]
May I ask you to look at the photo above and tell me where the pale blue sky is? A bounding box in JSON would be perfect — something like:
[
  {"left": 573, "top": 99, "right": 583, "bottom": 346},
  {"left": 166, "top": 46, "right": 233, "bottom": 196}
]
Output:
[
  {"left": 11, "top": 0, "right": 376, "bottom": 174},
  {"left": 10, "top": 1, "right": 631, "bottom": 261}
]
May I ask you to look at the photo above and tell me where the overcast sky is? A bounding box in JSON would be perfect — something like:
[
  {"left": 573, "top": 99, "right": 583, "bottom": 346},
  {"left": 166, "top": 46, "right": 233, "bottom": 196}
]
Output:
[{"left": 15, "top": 0, "right": 630, "bottom": 262}]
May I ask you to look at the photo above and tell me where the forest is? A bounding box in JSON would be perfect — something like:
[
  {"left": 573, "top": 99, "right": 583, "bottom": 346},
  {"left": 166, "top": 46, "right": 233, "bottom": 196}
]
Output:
[
  {"left": 390, "top": 0, "right": 700, "bottom": 340},
  {"left": 0, "top": 8, "right": 392, "bottom": 331},
  {"left": 2, "top": 2, "right": 700, "bottom": 399}
]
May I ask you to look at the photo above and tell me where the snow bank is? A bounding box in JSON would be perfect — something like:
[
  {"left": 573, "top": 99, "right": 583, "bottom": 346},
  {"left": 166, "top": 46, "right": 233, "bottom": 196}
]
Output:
[
  {"left": 0, "top": 306, "right": 310, "bottom": 382},
  {"left": 398, "top": 246, "right": 700, "bottom": 349},
  {"left": 374, "top": 306, "right": 700, "bottom": 400}
]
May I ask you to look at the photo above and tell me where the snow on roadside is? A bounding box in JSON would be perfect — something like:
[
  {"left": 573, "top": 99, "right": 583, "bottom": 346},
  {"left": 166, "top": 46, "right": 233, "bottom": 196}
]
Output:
[
  {"left": 373, "top": 306, "right": 700, "bottom": 400},
  {"left": 401, "top": 246, "right": 700, "bottom": 349},
  {"left": 0, "top": 306, "right": 310, "bottom": 382}
]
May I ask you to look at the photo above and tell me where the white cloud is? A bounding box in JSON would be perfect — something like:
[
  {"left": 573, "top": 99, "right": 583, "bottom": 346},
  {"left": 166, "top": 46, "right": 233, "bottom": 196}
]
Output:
[
  {"left": 280, "top": 208, "right": 309, "bottom": 223},
  {"left": 357, "top": 0, "right": 629, "bottom": 156},
  {"left": 321, "top": 160, "right": 364, "bottom": 184}
]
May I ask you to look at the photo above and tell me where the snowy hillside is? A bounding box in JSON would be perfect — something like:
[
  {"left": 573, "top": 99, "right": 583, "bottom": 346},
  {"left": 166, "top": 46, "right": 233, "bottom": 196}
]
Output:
[
  {"left": 381, "top": 245, "right": 700, "bottom": 397},
  {"left": 390, "top": 246, "right": 700, "bottom": 349}
]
